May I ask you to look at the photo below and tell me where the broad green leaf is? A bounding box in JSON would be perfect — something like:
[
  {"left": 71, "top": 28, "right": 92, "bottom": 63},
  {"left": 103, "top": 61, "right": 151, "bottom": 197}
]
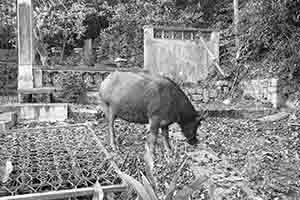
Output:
[{"left": 117, "top": 171, "right": 155, "bottom": 200}]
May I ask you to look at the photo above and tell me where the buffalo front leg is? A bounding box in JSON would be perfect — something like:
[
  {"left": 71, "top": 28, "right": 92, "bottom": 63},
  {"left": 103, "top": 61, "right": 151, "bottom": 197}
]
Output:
[
  {"left": 107, "top": 107, "right": 117, "bottom": 150},
  {"left": 161, "top": 126, "right": 172, "bottom": 154},
  {"left": 147, "top": 117, "right": 160, "bottom": 156},
  {"left": 144, "top": 117, "right": 159, "bottom": 170}
]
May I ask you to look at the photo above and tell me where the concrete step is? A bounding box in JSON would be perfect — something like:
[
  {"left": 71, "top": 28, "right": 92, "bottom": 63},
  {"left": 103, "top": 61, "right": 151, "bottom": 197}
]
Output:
[
  {"left": 0, "top": 120, "right": 15, "bottom": 131},
  {"left": 0, "top": 103, "right": 68, "bottom": 122}
]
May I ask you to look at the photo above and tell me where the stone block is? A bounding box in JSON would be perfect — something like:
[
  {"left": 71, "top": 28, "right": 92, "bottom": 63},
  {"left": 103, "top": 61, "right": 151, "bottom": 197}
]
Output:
[
  {"left": 20, "top": 104, "right": 68, "bottom": 122},
  {"left": 0, "top": 103, "right": 68, "bottom": 122},
  {"left": 0, "top": 112, "right": 17, "bottom": 123}
]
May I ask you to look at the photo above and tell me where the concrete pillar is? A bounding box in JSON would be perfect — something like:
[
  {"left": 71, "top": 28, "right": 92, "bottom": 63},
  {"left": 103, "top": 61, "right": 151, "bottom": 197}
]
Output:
[
  {"left": 17, "top": 0, "right": 34, "bottom": 89},
  {"left": 143, "top": 25, "right": 154, "bottom": 71},
  {"left": 210, "top": 31, "right": 220, "bottom": 63}
]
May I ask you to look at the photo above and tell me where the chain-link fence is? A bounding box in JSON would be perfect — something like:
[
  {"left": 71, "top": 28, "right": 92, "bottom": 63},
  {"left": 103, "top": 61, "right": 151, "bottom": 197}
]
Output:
[{"left": 0, "top": 124, "right": 126, "bottom": 199}]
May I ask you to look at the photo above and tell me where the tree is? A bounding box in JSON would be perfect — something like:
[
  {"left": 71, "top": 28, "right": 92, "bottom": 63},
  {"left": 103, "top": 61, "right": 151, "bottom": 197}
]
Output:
[
  {"left": 82, "top": 13, "right": 109, "bottom": 66},
  {"left": 34, "top": 0, "right": 97, "bottom": 62},
  {"left": 95, "top": 0, "right": 222, "bottom": 67},
  {"left": 0, "top": 0, "right": 16, "bottom": 48}
]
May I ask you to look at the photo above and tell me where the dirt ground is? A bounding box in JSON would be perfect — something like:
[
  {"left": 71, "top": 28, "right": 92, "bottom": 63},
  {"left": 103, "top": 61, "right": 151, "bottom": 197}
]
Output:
[
  {"left": 92, "top": 115, "right": 300, "bottom": 199},
  {"left": 7, "top": 104, "right": 300, "bottom": 199}
]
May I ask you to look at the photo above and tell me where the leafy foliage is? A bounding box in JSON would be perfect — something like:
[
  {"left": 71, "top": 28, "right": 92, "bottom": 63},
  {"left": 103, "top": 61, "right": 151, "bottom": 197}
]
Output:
[
  {"left": 95, "top": 0, "right": 220, "bottom": 67},
  {"left": 34, "top": 0, "right": 97, "bottom": 54},
  {"left": 117, "top": 171, "right": 158, "bottom": 200},
  {"left": 2, "top": 0, "right": 300, "bottom": 81},
  {"left": 0, "top": 63, "right": 17, "bottom": 95},
  {"left": 83, "top": 13, "right": 109, "bottom": 40},
  {"left": 0, "top": 0, "right": 16, "bottom": 48}
]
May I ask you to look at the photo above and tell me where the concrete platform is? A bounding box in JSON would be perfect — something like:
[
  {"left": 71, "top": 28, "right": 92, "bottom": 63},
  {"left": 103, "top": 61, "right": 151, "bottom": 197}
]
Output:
[{"left": 0, "top": 103, "right": 68, "bottom": 122}]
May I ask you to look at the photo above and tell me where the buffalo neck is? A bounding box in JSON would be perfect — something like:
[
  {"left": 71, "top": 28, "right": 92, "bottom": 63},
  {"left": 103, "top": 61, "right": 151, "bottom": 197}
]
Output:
[{"left": 178, "top": 104, "right": 197, "bottom": 125}]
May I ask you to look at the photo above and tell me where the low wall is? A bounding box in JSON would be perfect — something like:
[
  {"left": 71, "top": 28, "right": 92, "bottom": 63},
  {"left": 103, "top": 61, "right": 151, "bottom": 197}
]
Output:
[
  {"left": 184, "top": 86, "right": 220, "bottom": 102},
  {"left": 40, "top": 67, "right": 227, "bottom": 107},
  {"left": 240, "top": 78, "right": 280, "bottom": 108},
  {"left": 183, "top": 82, "right": 228, "bottom": 110},
  {"left": 183, "top": 78, "right": 286, "bottom": 109}
]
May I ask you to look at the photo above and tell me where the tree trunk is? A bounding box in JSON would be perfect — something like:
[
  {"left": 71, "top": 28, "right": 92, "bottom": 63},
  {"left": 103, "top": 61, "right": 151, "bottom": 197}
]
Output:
[
  {"left": 233, "top": 0, "right": 240, "bottom": 60},
  {"left": 83, "top": 39, "right": 95, "bottom": 66},
  {"left": 60, "top": 40, "right": 66, "bottom": 63}
]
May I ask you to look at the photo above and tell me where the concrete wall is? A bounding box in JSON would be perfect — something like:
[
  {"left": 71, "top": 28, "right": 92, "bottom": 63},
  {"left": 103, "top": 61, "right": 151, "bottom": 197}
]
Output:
[{"left": 144, "top": 26, "right": 219, "bottom": 83}]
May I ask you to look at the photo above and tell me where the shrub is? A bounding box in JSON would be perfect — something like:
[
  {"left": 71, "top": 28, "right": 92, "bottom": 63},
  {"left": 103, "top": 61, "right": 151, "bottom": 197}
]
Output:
[{"left": 58, "top": 73, "right": 88, "bottom": 103}]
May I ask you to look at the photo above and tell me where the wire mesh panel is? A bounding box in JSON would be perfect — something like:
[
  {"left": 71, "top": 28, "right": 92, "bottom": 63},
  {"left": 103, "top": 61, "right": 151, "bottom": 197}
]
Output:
[{"left": 0, "top": 124, "right": 122, "bottom": 198}]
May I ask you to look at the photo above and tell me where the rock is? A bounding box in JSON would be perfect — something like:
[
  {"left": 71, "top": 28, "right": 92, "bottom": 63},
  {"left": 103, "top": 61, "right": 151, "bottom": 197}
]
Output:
[
  {"left": 209, "top": 89, "right": 218, "bottom": 98},
  {"left": 223, "top": 99, "right": 231, "bottom": 105},
  {"left": 215, "top": 80, "right": 230, "bottom": 87},
  {"left": 192, "top": 94, "right": 203, "bottom": 102},
  {"left": 203, "top": 89, "right": 209, "bottom": 103}
]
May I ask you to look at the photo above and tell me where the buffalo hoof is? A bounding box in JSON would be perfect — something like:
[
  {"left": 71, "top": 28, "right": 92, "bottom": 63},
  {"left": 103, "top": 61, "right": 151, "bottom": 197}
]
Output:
[{"left": 187, "top": 138, "right": 199, "bottom": 146}]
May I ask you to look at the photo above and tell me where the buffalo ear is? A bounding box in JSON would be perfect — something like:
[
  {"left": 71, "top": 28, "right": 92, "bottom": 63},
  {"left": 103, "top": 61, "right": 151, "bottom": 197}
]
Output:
[{"left": 195, "top": 115, "right": 203, "bottom": 123}]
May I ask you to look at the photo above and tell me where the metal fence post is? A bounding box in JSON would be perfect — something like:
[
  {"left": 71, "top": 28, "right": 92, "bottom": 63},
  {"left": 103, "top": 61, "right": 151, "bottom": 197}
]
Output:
[{"left": 92, "top": 181, "right": 104, "bottom": 200}]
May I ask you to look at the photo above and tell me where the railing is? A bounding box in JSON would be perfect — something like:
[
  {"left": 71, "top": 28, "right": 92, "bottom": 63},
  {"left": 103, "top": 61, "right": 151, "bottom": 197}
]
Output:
[
  {"left": 149, "top": 25, "right": 217, "bottom": 41},
  {"left": 0, "top": 184, "right": 127, "bottom": 200}
]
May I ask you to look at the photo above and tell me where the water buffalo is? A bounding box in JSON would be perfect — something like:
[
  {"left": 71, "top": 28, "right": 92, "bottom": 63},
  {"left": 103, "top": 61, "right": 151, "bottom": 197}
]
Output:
[{"left": 97, "top": 71, "right": 203, "bottom": 155}]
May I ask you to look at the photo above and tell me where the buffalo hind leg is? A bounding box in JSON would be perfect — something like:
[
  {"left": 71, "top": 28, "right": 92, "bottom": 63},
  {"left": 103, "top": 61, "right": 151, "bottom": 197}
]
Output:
[
  {"left": 144, "top": 117, "right": 159, "bottom": 188},
  {"left": 161, "top": 126, "right": 172, "bottom": 154},
  {"left": 144, "top": 117, "right": 159, "bottom": 169}
]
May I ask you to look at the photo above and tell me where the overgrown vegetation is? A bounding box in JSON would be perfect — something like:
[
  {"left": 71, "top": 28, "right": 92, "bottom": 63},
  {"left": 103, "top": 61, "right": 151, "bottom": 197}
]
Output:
[
  {"left": 1, "top": 0, "right": 300, "bottom": 79},
  {"left": 238, "top": 1, "right": 300, "bottom": 79},
  {"left": 0, "top": 63, "right": 17, "bottom": 95}
]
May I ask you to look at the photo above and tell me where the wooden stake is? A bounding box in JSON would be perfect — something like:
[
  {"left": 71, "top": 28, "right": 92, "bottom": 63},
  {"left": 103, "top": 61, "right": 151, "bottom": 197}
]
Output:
[{"left": 234, "top": 0, "right": 240, "bottom": 59}]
